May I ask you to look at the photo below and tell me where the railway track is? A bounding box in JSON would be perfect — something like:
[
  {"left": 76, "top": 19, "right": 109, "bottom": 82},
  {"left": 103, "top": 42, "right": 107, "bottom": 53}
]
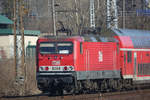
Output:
[{"left": 1, "top": 89, "right": 150, "bottom": 100}]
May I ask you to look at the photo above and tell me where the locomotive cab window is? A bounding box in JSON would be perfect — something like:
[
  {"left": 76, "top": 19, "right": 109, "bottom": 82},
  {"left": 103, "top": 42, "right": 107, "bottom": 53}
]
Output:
[
  {"left": 40, "top": 43, "right": 55, "bottom": 54},
  {"left": 57, "top": 43, "right": 73, "bottom": 54},
  {"left": 127, "top": 51, "right": 132, "bottom": 63},
  {"left": 40, "top": 42, "right": 73, "bottom": 54}
]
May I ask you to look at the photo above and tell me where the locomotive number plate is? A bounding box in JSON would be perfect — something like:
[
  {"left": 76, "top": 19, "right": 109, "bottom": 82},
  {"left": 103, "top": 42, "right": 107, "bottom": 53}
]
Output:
[{"left": 52, "top": 66, "right": 61, "bottom": 71}]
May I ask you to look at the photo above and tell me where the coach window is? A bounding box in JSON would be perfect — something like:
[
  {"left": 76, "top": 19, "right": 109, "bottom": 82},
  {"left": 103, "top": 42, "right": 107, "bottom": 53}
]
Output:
[
  {"left": 80, "top": 42, "right": 83, "bottom": 54},
  {"left": 127, "top": 51, "right": 132, "bottom": 63}
]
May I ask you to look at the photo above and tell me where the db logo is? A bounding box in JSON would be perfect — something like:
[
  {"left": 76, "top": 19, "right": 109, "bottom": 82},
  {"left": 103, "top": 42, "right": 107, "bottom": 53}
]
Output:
[
  {"left": 52, "top": 61, "right": 60, "bottom": 65},
  {"left": 98, "top": 51, "right": 103, "bottom": 62}
]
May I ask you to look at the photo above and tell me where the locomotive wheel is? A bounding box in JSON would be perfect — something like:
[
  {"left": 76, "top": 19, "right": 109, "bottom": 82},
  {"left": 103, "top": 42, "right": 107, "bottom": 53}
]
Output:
[
  {"left": 112, "top": 79, "right": 118, "bottom": 91},
  {"left": 49, "top": 89, "right": 63, "bottom": 96},
  {"left": 92, "top": 81, "right": 98, "bottom": 92},
  {"left": 123, "top": 79, "right": 132, "bottom": 90},
  {"left": 100, "top": 79, "right": 108, "bottom": 92},
  {"left": 115, "top": 79, "right": 123, "bottom": 91},
  {"left": 63, "top": 85, "right": 75, "bottom": 95},
  {"left": 75, "top": 81, "right": 82, "bottom": 94}
]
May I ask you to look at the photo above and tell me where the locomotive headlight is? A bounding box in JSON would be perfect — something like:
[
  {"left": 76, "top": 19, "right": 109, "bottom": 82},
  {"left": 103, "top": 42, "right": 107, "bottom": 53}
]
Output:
[
  {"left": 67, "top": 66, "right": 74, "bottom": 71},
  {"left": 45, "top": 67, "right": 49, "bottom": 71},
  {"left": 39, "top": 66, "right": 44, "bottom": 71},
  {"left": 39, "top": 66, "right": 50, "bottom": 71},
  {"left": 64, "top": 66, "right": 68, "bottom": 71}
]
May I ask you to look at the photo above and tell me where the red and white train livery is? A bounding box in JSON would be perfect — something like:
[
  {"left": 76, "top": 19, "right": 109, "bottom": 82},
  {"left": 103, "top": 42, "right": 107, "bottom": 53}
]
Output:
[{"left": 36, "top": 29, "right": 150, "bottom": 93}]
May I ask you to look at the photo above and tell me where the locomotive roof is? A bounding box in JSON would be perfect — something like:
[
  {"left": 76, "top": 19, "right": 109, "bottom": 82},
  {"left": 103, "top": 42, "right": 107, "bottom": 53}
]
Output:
[
  {"left": 39, "top": 28, "right": 150, "bottom": 48},
  {"left": 39, "top": 33, "right": 117, "bottom": 42},
  {"left": 82, "top": 34, "right": 117, "bottom": 42},
  {"left": 113, "top": 28, "right": 150, "bottom": 48}
]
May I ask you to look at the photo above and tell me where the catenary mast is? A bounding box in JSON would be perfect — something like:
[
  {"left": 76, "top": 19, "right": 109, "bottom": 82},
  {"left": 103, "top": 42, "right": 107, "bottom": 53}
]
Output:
[
  {"left": 90, "top": 0, "right": 95, "bottom": 28},
  {"left": 13, "top": 0, "right": 25, "bottom": 87},
  {"left": 106, "top": 0, "right": 118, "bottom": 29}
]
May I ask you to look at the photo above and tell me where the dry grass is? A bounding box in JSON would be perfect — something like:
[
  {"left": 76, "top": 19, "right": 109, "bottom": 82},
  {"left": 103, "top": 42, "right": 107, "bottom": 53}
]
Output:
[{"left": 0, "top": 58, "right": 41, "bottom": 97}]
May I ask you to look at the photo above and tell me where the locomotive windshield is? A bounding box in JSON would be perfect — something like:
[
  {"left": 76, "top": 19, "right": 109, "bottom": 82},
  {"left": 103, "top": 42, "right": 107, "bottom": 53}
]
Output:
[{"left": 40, "top": 42, "right": 73, "bottom": 54}]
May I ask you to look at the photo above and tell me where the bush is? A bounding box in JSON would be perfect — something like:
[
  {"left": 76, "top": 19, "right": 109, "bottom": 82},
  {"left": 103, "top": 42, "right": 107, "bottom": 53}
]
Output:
[{"left": 0, "top": 58, "right": 41, "bottom": 96}]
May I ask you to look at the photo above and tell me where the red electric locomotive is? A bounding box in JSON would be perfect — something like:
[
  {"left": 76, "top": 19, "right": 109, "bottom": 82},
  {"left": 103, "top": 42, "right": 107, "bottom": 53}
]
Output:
[{"left": 36, "top": 29, "right": 150, "bottom": 94}]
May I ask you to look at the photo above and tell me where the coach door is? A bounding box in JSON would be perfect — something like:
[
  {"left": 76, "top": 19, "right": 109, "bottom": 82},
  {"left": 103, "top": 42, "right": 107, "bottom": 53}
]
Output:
[
  {"left": 133, "top": 52, "right": 137, "bottom": 79},
  {"left": 123, "top": 51, "right": 132, "bottom": 76},
  {"left": 124, "top": 52, "right": 127, "bottom": 75}
]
